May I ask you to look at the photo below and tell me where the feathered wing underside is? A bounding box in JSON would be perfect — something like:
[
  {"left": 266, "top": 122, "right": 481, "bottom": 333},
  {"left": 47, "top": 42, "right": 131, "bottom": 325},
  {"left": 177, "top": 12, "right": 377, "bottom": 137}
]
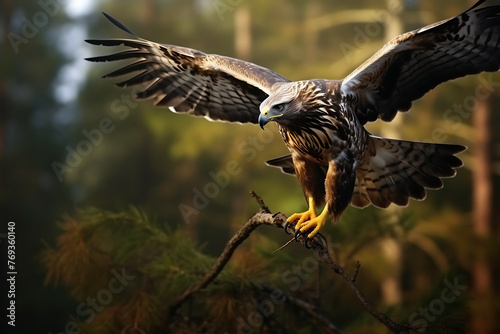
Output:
[
  {"left": 86, "top": 14, "right": 290, "bottom": 124},
  {"left": 266, "top": 136, "right": 465, "bottom": 209},
  {"left": 341, "top": 0, "right": 500, "bottom": 124},
  {"left": 351, "top": 137, "right": 465, "bottom": 208}
]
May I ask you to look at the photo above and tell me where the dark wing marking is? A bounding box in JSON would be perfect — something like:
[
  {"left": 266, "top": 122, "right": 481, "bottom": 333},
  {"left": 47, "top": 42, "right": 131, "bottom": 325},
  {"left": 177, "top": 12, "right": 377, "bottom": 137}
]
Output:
[
  {"left": 341, "top": 0, "right": 500, "bottom": 124},
  {"left": 86, "top": 13, "right": 290, "bottom": 124}
]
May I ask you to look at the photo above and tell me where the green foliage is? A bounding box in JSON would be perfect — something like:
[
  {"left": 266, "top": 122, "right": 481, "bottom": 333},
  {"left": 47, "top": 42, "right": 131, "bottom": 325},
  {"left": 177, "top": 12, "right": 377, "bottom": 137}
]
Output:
[
  {"left": 42, "top": 204, "right": 478, "bottom": 333},
  {"left": 42, "top": 207, "right": 336, "bottom": 333}
]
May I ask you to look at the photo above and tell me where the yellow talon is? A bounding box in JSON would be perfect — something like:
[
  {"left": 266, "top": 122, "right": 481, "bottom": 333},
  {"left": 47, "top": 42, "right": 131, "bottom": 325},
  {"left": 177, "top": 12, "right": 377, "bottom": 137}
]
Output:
[
  {"left": 287, "top": 197, "right": 317, "bottom": 226},
  {"left": 297, "top": 205, "right": 329, "bottom": 239},
  {"left": 287, "top": 197, "right": 329, "bottom": 239}
]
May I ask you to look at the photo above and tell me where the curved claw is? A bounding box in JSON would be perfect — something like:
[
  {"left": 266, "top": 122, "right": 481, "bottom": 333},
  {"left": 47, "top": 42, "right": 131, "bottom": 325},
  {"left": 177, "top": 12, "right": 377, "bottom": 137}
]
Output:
[
  {"left": 304, "top": 237, "right": 312, "bottom": 249},
  {"left": 287, "top": 198, "right": 329, "bottom": 248},
  {"left": 296, "top": 230, "right": 313, "bottom": 248},
  {"left": 294, "top": 230, "right": 303, "bottom": 241},
  {"left": 284, "top": 221, "right": 291, "bottom": 234}
]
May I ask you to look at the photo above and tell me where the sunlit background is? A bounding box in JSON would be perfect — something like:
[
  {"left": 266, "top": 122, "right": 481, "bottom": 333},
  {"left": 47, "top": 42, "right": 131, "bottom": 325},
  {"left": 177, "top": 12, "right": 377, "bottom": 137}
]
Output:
[{"left": 2, "top": 0, "right": 500, "bottom": 333}]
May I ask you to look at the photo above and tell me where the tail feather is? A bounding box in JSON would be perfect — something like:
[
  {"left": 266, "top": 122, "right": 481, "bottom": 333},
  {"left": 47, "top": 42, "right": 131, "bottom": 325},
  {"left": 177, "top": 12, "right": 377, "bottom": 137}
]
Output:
[{"left": 351, "top": 136, "right": 466, "bottom": 208}]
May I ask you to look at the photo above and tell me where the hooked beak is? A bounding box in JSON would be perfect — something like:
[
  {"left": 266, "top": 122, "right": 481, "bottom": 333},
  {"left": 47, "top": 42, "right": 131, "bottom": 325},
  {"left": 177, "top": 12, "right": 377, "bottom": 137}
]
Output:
[
  {"left": 258, "top": 113, "right": 269, "bottom": 130},
  {"left": 258, "top": 109, "right": 283, "bottom": 130}
]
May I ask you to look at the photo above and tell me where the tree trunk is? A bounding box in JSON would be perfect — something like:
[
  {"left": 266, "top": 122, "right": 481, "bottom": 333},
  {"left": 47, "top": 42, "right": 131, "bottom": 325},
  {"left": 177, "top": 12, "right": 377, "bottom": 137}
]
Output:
[
  {"left": 471, "top": 95, "right": 494, "bottom": 334},
  {"left": 234, "top": 6, "right": 251, "bottom": 60}
]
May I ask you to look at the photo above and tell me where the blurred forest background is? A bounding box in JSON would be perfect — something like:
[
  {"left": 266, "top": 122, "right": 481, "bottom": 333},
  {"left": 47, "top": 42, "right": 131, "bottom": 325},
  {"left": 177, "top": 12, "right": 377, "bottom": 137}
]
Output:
[{"left": 2, "top": 0, "right": 500, "bottom": 333}]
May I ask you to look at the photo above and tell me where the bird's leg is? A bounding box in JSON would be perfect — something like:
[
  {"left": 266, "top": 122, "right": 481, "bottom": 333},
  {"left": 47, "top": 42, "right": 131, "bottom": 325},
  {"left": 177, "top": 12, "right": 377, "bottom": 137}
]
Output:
[
  {"left": 286, "top": 196, "right": 317, "bottom": 230},
  {"left": 295, "top": 204, "right": 329, "bottom": 239},
  {"left": 286, "top": 197, "right": 329, "bottom": 241}
]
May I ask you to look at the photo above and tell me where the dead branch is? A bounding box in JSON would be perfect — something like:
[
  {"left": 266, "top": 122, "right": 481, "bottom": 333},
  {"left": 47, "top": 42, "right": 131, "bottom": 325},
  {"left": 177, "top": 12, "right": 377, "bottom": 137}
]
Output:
[{"left": 169, "top": 192, "right": 413, "bottom": 333}]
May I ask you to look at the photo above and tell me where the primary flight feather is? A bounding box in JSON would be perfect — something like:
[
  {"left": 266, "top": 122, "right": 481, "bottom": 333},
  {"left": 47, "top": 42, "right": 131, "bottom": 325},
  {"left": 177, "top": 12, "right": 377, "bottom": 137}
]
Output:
[{"left": 86, "top": 0, "right": 500, "bottom": 243}]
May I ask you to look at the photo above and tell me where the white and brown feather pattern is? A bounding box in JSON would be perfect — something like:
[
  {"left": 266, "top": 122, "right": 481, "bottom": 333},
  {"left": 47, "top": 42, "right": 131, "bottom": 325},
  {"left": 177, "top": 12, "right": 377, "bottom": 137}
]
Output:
[
  {"left": 342, "top": 0, "right": 500, "bottom": 124},
  {"left": 86, "top": 37, "right": 289, "bottom": 124}
]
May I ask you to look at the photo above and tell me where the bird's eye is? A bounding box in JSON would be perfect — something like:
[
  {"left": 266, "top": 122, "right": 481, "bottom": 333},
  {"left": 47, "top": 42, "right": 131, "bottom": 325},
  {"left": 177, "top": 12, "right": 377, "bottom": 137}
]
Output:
[{"left": 275, "top": 104, "right": 285, "bottom": 111}]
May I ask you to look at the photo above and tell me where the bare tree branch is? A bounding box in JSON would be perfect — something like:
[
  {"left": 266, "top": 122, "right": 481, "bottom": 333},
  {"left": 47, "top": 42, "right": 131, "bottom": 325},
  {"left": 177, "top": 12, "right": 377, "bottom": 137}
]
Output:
[
  {"left": 250, "top": 190, "right": 271, "bottom": 213},
  {"left": 169, "top": 192, "right": 413, "bottom": 333}
]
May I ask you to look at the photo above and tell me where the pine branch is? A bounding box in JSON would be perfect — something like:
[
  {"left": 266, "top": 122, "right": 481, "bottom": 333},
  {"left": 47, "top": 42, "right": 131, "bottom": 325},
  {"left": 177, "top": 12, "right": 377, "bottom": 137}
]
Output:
[{"left": 169, "top": 192, "right": 413, "bottom": 333}]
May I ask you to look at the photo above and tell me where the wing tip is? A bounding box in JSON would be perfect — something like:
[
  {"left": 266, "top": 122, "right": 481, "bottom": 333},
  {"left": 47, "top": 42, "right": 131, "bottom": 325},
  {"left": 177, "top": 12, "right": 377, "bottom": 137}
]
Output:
[
  {"left": 102, "top": 12, "right": 139, "bottom": 37},
  {"left": 85, "top": 39, "right": 102, "bottom": 46},
  {"left": 84, "top": 55, "right": 104, "bottom": 62}
]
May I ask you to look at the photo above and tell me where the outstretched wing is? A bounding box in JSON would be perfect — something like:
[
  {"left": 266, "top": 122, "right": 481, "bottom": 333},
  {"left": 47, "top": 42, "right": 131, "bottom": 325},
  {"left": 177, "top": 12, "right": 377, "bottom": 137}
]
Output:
[
  {"left": 86, "top": 13, "right": 290, "bottom": 124},
  {"left": 341, "top": 0, "right": 500, "bottom": 124}
]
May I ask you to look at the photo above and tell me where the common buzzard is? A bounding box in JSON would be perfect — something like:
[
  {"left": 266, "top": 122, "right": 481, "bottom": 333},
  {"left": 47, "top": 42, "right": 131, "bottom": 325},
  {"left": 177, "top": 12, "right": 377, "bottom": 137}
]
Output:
[{"left": 86, "top": 0, "right": 500, "bottom": 243}]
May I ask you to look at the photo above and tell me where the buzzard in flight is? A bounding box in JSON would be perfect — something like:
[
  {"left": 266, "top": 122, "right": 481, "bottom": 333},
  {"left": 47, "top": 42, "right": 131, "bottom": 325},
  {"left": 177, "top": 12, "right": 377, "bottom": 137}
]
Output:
[{"left": 86, "top": 0, "right": 500, "bottom": 243}]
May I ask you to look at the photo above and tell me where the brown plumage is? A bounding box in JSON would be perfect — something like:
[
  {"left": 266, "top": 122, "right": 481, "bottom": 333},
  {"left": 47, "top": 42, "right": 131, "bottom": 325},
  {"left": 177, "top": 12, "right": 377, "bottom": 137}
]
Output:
[{"left": 86, "top": 1, "right": 500, "bottom": 241}]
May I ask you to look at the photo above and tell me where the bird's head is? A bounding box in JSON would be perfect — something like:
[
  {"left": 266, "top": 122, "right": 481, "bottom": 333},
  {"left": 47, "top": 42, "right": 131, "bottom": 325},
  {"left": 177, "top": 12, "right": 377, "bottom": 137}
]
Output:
[{"left": 258, "top": 82, "right": 303, "bottom": 130}]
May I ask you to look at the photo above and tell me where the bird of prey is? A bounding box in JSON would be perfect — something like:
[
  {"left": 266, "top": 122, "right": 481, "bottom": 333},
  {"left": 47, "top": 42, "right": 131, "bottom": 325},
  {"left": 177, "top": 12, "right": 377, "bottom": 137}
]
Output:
[{"left": 86, "top": 0, "right": 500, "bottom": 243}]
